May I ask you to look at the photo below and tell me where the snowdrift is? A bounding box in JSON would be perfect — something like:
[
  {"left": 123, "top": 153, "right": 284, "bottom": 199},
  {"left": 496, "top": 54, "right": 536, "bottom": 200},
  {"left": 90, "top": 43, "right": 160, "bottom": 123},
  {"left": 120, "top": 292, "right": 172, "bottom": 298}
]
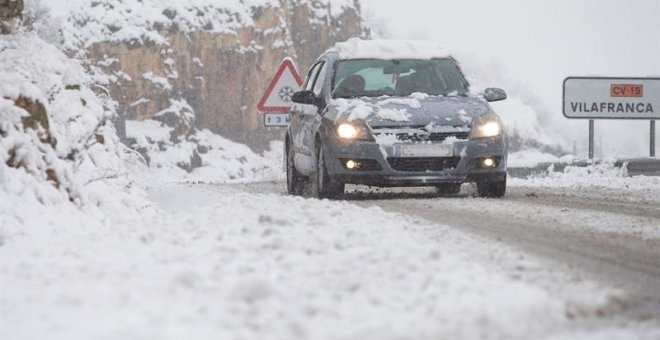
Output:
[
  {"left": 125, "top": 99, "right": 283, "bottom": 184},
  {"left": 0, "top": 32, "right": 138, "bottom": 207}
]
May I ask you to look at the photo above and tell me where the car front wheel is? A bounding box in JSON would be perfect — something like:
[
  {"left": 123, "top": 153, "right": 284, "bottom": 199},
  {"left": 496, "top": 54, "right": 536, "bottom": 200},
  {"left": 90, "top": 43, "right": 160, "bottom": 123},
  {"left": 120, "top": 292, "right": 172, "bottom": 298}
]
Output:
[
  {"left": 313, "top": 144, "right": 344, "bottom": 199},
  {"left": 476, "top": 176, "right": 507, "bottom": 198},
  {"left": 287, "top": 142, "right": 308, "bottom": 196}
]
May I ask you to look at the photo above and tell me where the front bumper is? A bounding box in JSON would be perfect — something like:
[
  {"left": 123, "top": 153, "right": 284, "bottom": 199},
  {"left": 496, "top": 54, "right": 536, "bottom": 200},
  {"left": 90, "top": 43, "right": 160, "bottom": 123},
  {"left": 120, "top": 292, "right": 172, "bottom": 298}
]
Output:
[{"left": 323, "top": 134, "right": 508, "bottom": 187}]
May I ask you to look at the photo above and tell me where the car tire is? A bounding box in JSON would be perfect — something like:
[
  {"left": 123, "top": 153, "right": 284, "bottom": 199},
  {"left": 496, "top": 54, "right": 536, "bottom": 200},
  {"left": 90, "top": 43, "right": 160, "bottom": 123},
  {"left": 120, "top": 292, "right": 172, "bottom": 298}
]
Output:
[
  {"left": 287, "top": 142, "right": 307, "bottom": 196},
  {"left": 477, "top": 176, "right": 507, "bottom": 198},
  {"left": 313, "top": 144, "right": 345, "bottom": 199},
  {"left": 436, "top": 183, "right": 461, "bottom": 196}
]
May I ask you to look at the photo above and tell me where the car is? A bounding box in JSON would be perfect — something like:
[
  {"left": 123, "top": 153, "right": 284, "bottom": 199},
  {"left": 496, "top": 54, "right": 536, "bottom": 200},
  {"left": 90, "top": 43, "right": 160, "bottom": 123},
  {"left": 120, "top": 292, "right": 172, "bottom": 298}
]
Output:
[{"left": 285, "top": 38, "right": 509, "bottom": 199}]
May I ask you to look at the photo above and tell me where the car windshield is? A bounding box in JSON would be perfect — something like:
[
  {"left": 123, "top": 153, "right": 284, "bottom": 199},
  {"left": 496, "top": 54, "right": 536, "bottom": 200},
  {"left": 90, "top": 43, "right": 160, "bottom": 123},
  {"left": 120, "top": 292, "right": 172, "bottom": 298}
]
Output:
[{"left": 332, "top": 58, "right": 470, "bottom": 98}]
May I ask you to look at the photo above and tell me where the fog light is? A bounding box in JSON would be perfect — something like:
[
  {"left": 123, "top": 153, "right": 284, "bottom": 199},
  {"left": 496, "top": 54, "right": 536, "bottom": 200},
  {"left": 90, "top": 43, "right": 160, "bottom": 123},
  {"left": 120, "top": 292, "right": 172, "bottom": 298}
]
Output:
[
  {"left": 346, "top": 160, "right": 357, "bottom": 169},
  {"left": 481, "top": 158, "right": 496, "bottom": 168}
]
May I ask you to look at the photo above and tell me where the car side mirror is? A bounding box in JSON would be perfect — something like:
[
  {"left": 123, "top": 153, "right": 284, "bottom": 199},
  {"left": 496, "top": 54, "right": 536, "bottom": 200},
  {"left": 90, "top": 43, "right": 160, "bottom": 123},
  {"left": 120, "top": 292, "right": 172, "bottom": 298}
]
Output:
[
  {"left": 291, "top": 90, "right": 317, "bottom": 105},
  {"left": 484, "top": 88, "right": 507, "bottom": 102}
]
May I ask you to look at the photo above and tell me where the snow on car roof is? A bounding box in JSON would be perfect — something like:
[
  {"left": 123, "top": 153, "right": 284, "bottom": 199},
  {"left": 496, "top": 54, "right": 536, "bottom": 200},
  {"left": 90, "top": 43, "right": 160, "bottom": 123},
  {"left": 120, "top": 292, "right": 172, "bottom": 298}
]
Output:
[{"left": 329, "top": 38, "right": 452, "bottom": 60}]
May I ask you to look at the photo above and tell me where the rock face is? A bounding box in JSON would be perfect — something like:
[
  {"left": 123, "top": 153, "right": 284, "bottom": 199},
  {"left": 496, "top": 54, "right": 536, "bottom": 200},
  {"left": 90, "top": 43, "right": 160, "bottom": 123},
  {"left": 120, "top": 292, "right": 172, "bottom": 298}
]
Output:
[
  {"left": 0, "top": 0, "right": 23, "bottom": 33},
  {"left": 74, "top": 0, "right": 366, "bottom": 151},
  {"left": 0, "top": 0, "right": 22, "bottom": 21}
]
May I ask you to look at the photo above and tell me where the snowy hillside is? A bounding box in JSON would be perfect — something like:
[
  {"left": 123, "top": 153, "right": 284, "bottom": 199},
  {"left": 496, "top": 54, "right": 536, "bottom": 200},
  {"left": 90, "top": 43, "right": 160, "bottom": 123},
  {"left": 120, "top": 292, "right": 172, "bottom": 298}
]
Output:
[
  {"left": 0, "top": 32, "right": 143, "bottom": 217},
  {"left": 0, "top": 27, "right": 281, "bottom": 222},
  {"left": 59, "top": 0, "right": 360, "bottom": 52},
  {"left": 43, "top": 0, "right": 366, "bottom": 152}
]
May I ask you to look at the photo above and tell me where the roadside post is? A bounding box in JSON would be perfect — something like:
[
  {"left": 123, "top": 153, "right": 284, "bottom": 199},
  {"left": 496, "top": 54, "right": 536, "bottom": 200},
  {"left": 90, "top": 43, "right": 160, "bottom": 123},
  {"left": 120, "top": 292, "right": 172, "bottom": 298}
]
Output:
[
  {"left": 257, "top": 58, "right": 303, "bottom": 127},
  {"left": 589, "top": 120, "right": 594, "bottom": 159},
  {"left": 652, "top": 120, "right": 656, "bottom": 157},
  {"left": 563, "top": 77, "right": 660, "bottom": 159}
]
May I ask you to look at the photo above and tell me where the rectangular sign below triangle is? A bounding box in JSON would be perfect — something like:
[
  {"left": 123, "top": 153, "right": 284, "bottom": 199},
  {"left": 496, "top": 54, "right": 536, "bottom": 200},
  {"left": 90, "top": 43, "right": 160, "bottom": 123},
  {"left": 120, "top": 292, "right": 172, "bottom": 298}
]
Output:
[
  {"left": 264, "top": 113, "right": 290, "bottom": 127},
  {"left": 257, "top": 58, "right": 303, "bottom": 112}
]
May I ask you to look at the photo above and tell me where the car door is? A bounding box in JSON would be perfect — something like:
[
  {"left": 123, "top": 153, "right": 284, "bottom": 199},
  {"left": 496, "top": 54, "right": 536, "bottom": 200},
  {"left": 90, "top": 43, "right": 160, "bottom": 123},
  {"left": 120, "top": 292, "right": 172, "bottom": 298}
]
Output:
[
  {"left": 301, "top": 60, "right": 330, "bottom": 164},
  {"left": 292, "top": 61, "right": 324, "bottom": 173}
]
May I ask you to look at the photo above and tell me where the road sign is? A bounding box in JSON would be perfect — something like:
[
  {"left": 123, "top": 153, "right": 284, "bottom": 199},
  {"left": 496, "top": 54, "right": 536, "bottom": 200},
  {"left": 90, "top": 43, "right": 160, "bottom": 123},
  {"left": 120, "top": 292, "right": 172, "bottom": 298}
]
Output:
[
  {"left": 563, "top": 77, "right": 660, "bottom": 119},
  {"left": 563, "top": 77, "right": 659, "bottom": 158},
  {"left": 257, "top": 58, "right": 303, "bottom": 113},
  {"left": 264, "top": 113, "right": 290, "bottom": 127}
]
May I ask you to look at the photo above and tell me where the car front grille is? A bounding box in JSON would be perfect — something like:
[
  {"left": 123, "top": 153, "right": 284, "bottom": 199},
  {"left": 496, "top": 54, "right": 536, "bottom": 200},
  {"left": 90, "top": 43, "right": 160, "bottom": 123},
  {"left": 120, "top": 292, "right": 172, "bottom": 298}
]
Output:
[
  {"left": 394, "top": 131, "right": 470, "bottom": 142},
  {"left": 372, "top": 126, "right": 471, "bottom": 143},
  {"left": 387, "top": 157, "right": 461, "bottom": 172}
]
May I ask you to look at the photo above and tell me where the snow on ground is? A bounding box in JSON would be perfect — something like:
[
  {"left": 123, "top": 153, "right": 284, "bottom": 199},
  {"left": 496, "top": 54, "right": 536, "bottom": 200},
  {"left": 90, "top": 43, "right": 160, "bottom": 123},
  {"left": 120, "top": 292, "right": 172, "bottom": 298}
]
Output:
[
  {"left": 5, "top": 183, "right": 657, "bottom": 340},
  {"left": 510, "top": 162, "right": 660, "bottom": 201},
  {"left": 508, "top": 150, "right": 576, "bottom": 168},
  {"left": 125, "top": 118, "right": 284, "bottom": 185}
]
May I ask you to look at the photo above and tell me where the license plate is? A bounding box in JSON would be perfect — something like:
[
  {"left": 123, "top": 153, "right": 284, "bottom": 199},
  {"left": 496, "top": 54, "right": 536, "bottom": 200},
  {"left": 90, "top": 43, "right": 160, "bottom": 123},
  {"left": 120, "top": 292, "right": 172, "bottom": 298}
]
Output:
[{"left": 397, "top": 144, "right": 454, "bottom": 157}]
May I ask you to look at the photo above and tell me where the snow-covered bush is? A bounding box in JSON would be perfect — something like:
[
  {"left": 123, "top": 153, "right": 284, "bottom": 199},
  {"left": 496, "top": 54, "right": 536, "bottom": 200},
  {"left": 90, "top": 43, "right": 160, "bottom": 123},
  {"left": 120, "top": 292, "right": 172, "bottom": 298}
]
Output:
[
  {"left": 0, "top": 32, "right": 141, "bottom": 211},
  {"left": 21, "top": 0, "right": 63, "bottom": 46},
  {"left": 125, "top": 100, "right": 283, "bottom": 184}
]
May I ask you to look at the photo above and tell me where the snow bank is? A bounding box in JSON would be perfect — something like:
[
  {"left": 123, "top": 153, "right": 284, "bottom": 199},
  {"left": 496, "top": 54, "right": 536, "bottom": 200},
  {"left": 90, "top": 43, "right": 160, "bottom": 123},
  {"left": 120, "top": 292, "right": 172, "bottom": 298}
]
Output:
[
  {"left": 511, "top": 162, "right": 660, "bottom": 200},
  {"left": 3, "top": 183, "right": 631, "bottom": 340},
  {"left": 508, "top": 150, "right": 576, "bottom": 168},
  {"left": 330, "top": 38, "right": 452, "bottom": 60},
  {"left": 0, "top": 33, "right": 139, "bottom": 208},
  {"left": 0, "top": 32, "right": 148, "bottom": 231},
  {"left": 126, "top": 119, "right": 283, "bottom": 184}
]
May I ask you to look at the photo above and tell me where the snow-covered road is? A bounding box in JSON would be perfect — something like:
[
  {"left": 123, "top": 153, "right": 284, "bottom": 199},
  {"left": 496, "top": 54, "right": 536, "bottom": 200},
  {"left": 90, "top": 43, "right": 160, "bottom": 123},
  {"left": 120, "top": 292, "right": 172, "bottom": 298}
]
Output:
[
  {"left": 4, "top": 179, "right": 660, "bottom": 339},
  {"left": 237, "top": 181, "right": 660, "bottom": 320}
]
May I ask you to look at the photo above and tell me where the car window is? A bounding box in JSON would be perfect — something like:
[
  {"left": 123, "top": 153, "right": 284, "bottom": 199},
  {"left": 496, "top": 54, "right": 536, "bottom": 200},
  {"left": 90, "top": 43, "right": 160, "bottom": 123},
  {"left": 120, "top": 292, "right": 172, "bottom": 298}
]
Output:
[
  {"left": 312, "top": 62, "right": 328, "bottom": 96},
  {"left": 332, "top": 58, "right": 470, "bottom": 98},
  {"left": 304, "top": 62, "right": 323, "bottom": 92},
  {"left": 355, "top": 67, "right": 413, "bottom": 91}
]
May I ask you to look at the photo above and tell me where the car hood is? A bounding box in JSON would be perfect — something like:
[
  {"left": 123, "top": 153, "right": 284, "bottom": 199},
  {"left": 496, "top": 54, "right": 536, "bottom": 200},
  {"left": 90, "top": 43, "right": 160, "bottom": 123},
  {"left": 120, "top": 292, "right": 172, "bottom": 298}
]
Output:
[{"left": 328, "top": 95, "right": 491, "bottom": 128}]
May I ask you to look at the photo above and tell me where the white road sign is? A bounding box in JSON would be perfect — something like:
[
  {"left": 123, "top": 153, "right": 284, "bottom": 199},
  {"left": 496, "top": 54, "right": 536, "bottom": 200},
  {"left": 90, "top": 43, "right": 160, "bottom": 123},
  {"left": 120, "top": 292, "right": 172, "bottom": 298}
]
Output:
[
  {"left": 563, "top": 77, "right": 660, "bottom": 119},
  {"left": 264, "top": 113, "right": 290, "bottom": 127}
]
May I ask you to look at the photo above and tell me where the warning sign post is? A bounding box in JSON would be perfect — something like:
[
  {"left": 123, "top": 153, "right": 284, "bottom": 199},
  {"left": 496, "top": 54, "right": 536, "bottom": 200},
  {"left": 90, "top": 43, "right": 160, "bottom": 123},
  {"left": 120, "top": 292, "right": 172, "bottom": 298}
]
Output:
[{"left": 258, "top": 58, "right": 302, "bottom": 127}]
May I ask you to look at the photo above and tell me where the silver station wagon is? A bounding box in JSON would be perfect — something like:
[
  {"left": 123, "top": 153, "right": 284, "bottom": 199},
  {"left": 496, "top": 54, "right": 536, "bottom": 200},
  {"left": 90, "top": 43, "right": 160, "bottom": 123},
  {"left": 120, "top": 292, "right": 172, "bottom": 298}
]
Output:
[{"left": 286, "top": 39, "right": 509, "bottom": 199}]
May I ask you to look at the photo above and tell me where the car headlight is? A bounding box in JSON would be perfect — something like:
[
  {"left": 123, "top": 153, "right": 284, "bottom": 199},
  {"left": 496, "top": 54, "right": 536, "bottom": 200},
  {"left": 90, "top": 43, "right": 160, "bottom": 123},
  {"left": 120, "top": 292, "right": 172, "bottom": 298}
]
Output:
[
  {"left": 336, "top": 122, "right": 372, "bottom": 140},
  {"left": 470, "top": 113, "right": 503, "bottom": 139}
]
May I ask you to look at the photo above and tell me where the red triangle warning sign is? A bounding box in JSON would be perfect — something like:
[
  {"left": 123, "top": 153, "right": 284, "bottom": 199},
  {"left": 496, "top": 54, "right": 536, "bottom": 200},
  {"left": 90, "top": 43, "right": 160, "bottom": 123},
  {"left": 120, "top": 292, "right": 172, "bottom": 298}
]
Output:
[{"left": 257, "top": 58, "right": 303, "bottom": 112}]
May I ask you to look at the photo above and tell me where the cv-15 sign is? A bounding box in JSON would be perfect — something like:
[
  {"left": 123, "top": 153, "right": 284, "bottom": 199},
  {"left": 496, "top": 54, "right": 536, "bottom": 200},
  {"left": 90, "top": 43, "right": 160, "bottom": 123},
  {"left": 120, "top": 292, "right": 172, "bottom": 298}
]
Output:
[{"left": 563, "top": 77, "right": 660, "bottom": 119}]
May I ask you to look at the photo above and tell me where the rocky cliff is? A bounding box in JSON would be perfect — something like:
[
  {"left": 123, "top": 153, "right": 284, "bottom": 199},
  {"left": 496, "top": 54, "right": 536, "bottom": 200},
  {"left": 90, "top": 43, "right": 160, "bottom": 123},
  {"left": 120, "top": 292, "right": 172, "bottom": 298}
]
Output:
[
  {"left": 64, "top": 0, "right": 367, "bottom": 152},
  {"left": 0, "top": 0, "right": 22, "bottom": 21},
  {"left": 0, "top": 0, "right": 23, "bottom": 33}
]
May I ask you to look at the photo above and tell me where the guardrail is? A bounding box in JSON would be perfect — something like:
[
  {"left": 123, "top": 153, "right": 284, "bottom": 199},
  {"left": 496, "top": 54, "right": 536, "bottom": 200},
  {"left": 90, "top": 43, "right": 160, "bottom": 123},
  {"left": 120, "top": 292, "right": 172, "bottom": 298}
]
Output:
[{"left": 509, "top": 158, "right": 660, "bottom": 178}]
